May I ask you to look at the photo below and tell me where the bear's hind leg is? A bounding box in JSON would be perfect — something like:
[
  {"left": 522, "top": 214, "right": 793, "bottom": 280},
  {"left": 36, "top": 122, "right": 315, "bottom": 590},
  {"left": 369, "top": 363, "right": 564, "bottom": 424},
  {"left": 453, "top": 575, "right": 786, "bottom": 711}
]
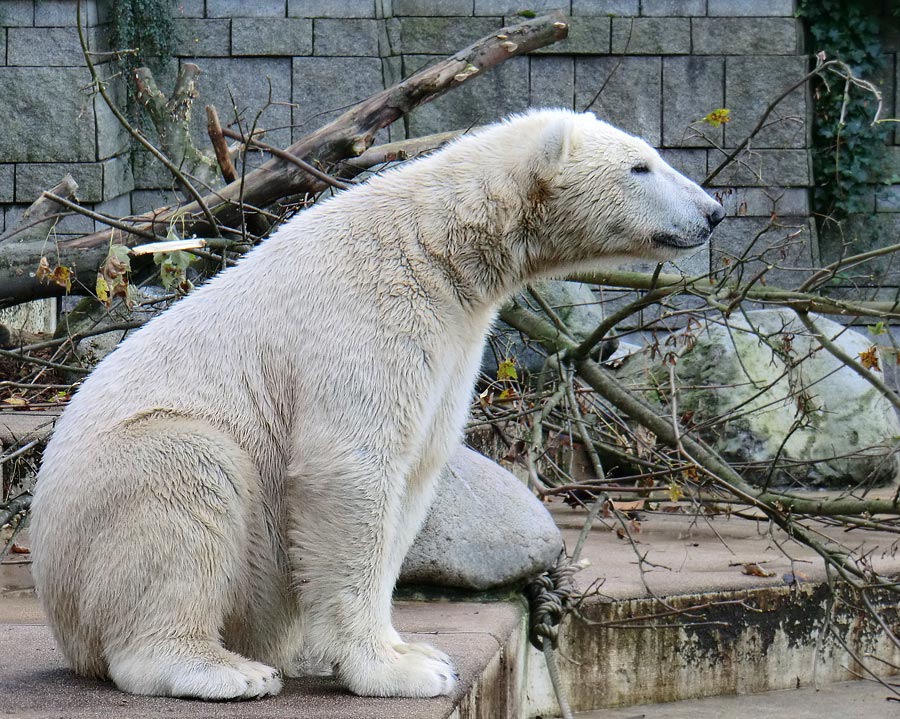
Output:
[{"left": 46, "top": 415, "right": 282, "bottom": 699}]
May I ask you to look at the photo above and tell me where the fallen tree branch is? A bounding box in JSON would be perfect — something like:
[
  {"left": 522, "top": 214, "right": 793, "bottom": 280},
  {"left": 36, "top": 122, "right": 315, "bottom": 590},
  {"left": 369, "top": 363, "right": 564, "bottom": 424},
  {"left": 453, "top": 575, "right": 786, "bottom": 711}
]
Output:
[{"left": 572, "top": 269, "right": 900, "bottom": 320}]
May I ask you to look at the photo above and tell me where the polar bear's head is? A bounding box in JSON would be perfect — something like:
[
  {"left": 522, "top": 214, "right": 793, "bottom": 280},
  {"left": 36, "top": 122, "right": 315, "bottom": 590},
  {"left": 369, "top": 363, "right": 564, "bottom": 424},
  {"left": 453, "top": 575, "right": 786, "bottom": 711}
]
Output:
[{"left": 480, "top": 110, "right": 725, "bottom": 276}]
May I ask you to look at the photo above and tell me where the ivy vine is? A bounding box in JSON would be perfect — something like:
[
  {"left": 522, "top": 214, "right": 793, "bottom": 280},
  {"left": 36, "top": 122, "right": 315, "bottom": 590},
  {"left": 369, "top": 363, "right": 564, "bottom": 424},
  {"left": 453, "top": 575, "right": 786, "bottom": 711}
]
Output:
[
  {"left": 799, "top": 0, "right": 895, "bottom": 220},
  {"left": 109, "top": 0, "right": 175, "bottom": 77}
]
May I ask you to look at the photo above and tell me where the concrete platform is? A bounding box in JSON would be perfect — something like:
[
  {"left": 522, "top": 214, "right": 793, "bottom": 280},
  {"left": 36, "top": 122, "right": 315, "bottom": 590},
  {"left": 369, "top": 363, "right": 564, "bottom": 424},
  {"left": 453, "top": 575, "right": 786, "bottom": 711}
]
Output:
[
  {"left": 3, "top": 501, "right": 900, "bottom": 717},
  {"left": 0, "top": 596, "right": 525, "bottom": 719}
]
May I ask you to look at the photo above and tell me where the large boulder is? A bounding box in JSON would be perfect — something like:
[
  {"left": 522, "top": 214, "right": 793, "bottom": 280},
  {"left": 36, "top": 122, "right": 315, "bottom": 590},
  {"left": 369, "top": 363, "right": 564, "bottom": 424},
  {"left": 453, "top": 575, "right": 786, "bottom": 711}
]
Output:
[
  {"left": 401, "top": 446, "right": 563, "bottom": 590},
  {"left": 617, "top": 310, "right": 900, "bottom": 488}
]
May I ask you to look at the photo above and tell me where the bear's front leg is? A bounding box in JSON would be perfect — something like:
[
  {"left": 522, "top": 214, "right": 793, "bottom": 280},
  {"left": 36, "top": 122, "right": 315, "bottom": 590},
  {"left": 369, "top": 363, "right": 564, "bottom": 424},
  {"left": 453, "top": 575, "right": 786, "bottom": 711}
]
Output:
[{"left": 287, "top": 450, "right": 457, "bottom": 698}]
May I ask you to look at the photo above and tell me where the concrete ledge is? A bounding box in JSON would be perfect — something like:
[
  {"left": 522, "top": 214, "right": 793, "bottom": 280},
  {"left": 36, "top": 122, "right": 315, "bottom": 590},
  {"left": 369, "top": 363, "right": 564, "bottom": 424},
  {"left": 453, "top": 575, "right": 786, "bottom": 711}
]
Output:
[{"left": 0, "top": 596, "right": 526, "bottom": 718}]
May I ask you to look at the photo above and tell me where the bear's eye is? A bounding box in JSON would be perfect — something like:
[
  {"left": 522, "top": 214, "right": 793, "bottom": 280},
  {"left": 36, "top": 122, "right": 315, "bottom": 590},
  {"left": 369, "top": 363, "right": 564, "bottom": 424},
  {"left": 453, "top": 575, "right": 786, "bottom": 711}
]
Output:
[{"left": 631, "top": 163, "right": 650, "bottom": 174}]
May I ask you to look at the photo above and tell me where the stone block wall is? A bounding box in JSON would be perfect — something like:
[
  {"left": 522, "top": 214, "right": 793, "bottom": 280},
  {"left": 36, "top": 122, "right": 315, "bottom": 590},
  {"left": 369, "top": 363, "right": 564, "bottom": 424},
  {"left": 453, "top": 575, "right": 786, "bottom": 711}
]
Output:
[{"left": 1, "top": 0, "right": 898, "bottom": 295}]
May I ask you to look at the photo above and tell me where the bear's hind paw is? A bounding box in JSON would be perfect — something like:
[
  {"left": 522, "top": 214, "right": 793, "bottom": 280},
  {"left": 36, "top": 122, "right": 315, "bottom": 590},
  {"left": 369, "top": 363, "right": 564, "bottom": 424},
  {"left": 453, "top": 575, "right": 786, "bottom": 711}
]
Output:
[{"left": 109, "top": 644, "right": 283, "bottom": 700}]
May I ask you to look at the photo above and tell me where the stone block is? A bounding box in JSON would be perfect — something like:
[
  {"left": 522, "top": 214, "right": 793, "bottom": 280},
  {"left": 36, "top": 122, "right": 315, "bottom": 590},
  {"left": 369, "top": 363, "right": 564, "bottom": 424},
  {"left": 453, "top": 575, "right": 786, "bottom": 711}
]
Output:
[
  {"left": 710, "top": 186, "right": 809, "bottom": 217},
  {"left": 0, "top": 67, "right": 95, "bottom": 162},
  {"left": 707, "top": 0, "right": 794, "bottom": 15},
  {"left": 639, "top": 0, "right": 704, "bottom": 16},
  {"left": 0, "top": 165, "right": 12, "bottom": 203},
  {"left": 8, "top": 26, "right": 83, "bottom": 65},
  {"left": 392, "top": 0, "right": 472, "bottom": 15},
  {"left": 399, "top": 17, "right": 500, "bottom": 54},
  {"left": 15, "top": 162, "right": 103, "bottom": 203},
  {"left": 292, "top": 56, "right": 384, "bottom": 137},
  {"left": 710, "top": 215, "right": 817, "bottom": 288},
  {"left": 174, "top": 19, "right": 231, "bottom": 57},
  {"left": 537, "top": 16, "right": 609, "bottom": 54},
  {"left": 724, "top": 55, "right": 807, "bottom": 149},
  {"left": 174, "top": 0, "right": 205, "bottom": 18},
  {"left": 93, "top": 193, "right": 132, "bottom": 226},
  {"left": 474, "top": 0, "right": 566, "bottom": 14},
  {"left": 132, "top": 146, "right": 176, "bottom": 190},
  {"left": 406, "top": 55, "right": 528, "bottom": 136},
  {"left": 820, "top": 214, "right": 900, "bottom": 286},
  {"left": 706, "top": 148, "right": 810, "bottom": 187},
  {"left": 692, "top": 17, "right": 799, "bottom": 55},
  {"left": 662, "top": 56, "right": 723, "bottom": 148},
  {"left": 611, "top": 17, "right": 690, "bottom": 54},
  {"left": 383, "top": 15, "right": 401, "bottom": 53},
  {"left": 232, "top": 18, "right": 312, "bottom": 56},
  {"left": 575, "top": 56, "right": 661, "bottom": 145},
  {"left": 101, "top": 156, "right": 133, "bottom": 199},
  {"left": 530, "top": 56, "right": 574, "bottom": 108},
  {"left": 94, "top": 69, "right": 131, "bottom": 161},
  {"left": 314, "top": 18, "right": 379, "bottom": 55},
  {"left": 35, "top": 0, "right": 97, "bottom": 25},
  {"left": 572, "top": 0, "right": 638, "bottom": 14},
  {"left": 876, "top": 185, "right": 900, "bottom": 213},
  {"left": 0, "top": 29, "right": 6, "bottom": 66},
  {"left": 191, "top": 58, "right": 293, "bottom": 149},
  {"left": 659, "top": 148, "right": 707, "bottom": 180},
  {"left": 130, "top": 189, "right": 176, "bottom": 215},
  {"left": 206, "top": 0, "right": 285, "bottom": 17},
  {"left": 0, "top": 2, "right": 34, "bottom": 27},
  {"left": 288, "top": 0, "right": 377, "bottom": 17}
]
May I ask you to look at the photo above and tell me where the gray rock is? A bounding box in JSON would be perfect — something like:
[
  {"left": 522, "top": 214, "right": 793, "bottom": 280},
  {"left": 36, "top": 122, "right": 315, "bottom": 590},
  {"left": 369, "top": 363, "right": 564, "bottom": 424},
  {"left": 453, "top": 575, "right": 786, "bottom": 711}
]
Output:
[
  {"left": 617, "top": 310, "right": 900, "bottom": 488},
  {"left": 401, "top": 446, "right": 563, "bottom": 590},
  {"left": 483, "top": 279, "right": 604, "bottom": 377}
]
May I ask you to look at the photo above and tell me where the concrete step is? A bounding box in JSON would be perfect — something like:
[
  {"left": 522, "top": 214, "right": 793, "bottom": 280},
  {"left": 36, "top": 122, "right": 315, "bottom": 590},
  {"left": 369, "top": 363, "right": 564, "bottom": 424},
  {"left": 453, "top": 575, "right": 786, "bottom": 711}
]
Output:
[
  {"left": 577, "top": 678, "right": 900, "bottom": 718},
  {"left": 525, "top": 504, "right": 900, "bottom": 716}
]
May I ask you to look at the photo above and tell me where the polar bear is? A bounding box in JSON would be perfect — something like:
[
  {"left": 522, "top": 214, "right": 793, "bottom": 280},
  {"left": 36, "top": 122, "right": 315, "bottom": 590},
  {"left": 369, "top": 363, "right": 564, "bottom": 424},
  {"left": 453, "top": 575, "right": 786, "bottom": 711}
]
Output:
[{"left": 30, "top": 109, "right": 723, "bottom": 700}]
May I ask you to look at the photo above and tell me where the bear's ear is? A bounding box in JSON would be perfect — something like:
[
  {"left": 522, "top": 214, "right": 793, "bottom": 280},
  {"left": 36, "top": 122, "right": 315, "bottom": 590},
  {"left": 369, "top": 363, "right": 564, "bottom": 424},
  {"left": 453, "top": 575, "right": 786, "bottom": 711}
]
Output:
[{"left": 534, "top": 115, "right": 576, "bottom": 179}]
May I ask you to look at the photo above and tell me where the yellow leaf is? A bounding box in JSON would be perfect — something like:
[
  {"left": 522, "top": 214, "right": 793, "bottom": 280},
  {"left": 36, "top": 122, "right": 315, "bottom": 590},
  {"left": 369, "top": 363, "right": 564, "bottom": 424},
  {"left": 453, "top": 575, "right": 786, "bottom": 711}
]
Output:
[
  {"left": 2, "top": 397, "right": 27, "bottom": 406},
  {"left": 859, "top": 346, "right": 881, "bottom": 372},
  {"left": 668, "top": 482, "right": 684, "bottom": 502},
  {"left": 497, "top": 358, "right": 518, "bottom": 382},
  {"left": 703, "top": 108, "right": 731, "bottom": 128},
  {"left": 96, "top": 275, "right": 110, "bottom": 304},
  {"left": 497, "top": 388, "right": 518, "bottom": 402}
]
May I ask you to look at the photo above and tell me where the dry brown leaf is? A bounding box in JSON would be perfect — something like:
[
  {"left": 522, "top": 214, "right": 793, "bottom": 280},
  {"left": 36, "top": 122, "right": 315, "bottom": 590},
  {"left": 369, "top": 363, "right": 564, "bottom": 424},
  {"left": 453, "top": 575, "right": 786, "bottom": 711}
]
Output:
[
  {"left": 859, "top": 346, "right": 881, "bottom": 372},
  {"left": 742, "top": 562, "right": 775, "bottom": 578},
  {"left": 612, "top": 499, "right": 645, "bottom": 512}
]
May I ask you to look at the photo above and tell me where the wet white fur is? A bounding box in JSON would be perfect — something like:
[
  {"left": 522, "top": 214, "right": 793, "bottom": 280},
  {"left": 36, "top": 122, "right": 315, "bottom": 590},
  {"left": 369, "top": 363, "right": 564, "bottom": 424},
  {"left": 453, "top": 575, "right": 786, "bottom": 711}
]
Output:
[{"left": 30, "top": 109, "right": 722, "bottom": 699}]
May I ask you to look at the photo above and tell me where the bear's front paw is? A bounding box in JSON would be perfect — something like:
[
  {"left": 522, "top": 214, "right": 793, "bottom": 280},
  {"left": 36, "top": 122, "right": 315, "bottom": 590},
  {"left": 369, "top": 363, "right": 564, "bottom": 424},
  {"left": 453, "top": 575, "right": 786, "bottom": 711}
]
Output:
[
  {"left": 341, "top": 647, "right": 458, "bottom": 698},
  {"left": 395, "top": 640, "right": 453, "bottom": 667}
]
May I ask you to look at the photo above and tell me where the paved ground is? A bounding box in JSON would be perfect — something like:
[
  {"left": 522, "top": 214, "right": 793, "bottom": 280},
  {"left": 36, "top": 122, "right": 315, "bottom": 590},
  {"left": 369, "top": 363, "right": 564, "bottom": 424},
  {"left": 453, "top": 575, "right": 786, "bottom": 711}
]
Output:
[
  {"left": 550, "top": 501, "right": 900, "bottom": 598},
  {"left": 578, "top": 678, "right": 900, "bottom": 718}
]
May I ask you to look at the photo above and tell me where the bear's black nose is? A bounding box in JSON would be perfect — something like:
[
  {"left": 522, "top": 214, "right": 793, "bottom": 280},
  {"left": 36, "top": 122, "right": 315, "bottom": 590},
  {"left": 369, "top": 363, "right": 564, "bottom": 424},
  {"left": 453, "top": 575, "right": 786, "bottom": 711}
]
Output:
[{"left": 708, "top": 204, "right": 726, "bottom": 228}]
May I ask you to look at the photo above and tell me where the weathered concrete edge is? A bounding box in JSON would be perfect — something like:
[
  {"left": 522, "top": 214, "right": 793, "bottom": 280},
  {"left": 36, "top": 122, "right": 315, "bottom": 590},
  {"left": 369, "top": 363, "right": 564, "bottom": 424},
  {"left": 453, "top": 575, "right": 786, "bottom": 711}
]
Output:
[
  {"left": 524, "top": 582, "right": 900, "bottom": 717},
  {"left": 447, "top": 598, "right": 529, "bottom": 719}
]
